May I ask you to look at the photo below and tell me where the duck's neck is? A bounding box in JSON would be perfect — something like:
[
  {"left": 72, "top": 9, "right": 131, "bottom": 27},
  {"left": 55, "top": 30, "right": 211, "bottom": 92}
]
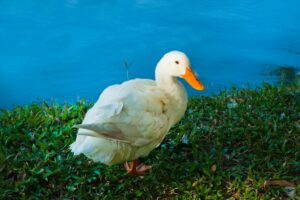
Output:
[
  {"left": 155, "top": 62, "right": 181, "bottom": 94},
  {"left": 155, "top": 62, "right": 188, "bottom": 124},
  {"left": 155, "top": 72, "right": 178, "bottom": 92}
]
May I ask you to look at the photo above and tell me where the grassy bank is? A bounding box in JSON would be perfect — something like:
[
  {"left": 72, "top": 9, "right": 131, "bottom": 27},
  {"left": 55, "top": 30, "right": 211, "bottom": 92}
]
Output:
[{"left": 0, "top": 84, "right": 299, "bottom": 199}]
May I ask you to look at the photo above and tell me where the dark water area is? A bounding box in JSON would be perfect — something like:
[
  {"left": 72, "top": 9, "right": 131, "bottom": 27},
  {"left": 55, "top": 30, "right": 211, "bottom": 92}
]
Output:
[{"left": 0, "top": 0, "right": 299, "bottom": 109}]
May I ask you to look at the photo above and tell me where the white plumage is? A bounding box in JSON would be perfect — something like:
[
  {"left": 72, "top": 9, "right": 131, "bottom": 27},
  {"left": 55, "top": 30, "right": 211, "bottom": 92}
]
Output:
[{"left": 70, "top": 51, "right": 204, "bottom": 169}]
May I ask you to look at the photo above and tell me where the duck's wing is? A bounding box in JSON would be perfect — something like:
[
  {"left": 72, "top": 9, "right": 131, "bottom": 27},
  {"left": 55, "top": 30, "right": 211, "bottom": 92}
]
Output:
[
  {"left": 75, "top": 79, "right": 170, "bottom": 147},
  {"left": 74, "top": 123, "right": 131, "bottom": 144}
]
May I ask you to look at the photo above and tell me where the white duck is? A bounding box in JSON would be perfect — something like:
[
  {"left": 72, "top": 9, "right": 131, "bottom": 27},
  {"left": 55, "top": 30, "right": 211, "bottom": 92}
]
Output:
[{"left": 70, "top": 51, "right": 205, "bottom": 175}]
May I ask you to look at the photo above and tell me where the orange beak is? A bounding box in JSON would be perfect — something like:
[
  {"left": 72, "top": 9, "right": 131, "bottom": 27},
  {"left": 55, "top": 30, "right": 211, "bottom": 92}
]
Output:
[{"left": 182, "top": 68, "right": 205, "bottom": 90}]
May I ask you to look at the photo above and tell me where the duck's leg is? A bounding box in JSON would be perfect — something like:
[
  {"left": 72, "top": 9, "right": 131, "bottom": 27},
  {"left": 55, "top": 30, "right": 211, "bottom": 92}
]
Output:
[{"left": 124, "top": 160, "right": 152, "bottom": 175}]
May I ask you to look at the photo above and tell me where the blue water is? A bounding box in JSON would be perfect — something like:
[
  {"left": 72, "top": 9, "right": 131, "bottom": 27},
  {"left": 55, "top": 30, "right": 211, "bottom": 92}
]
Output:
[{"left": 1, "top": 0, "right": 300, "bottom": 109}]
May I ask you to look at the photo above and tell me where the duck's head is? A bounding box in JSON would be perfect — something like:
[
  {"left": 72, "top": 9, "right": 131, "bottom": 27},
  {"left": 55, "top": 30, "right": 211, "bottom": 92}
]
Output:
[{"left": 156, "top": 51, "right": 205, "bottom": 90}]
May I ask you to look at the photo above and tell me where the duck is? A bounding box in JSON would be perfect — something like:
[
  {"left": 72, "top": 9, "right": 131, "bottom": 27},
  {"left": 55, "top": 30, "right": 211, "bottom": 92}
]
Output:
[{"left": 70, "top": 51, "right": 205, "bottom": 175}]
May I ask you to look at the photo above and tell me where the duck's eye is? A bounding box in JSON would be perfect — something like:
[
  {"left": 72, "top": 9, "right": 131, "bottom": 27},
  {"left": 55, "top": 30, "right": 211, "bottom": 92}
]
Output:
[{"left": 175, "top": 60, "right": 179, "bottom": 64}]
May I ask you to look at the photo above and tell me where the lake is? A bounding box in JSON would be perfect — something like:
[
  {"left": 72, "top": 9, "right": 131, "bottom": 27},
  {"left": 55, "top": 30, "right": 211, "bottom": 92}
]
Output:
[{"left": 0, "top": 0, "right": 299, "bottom": 109}]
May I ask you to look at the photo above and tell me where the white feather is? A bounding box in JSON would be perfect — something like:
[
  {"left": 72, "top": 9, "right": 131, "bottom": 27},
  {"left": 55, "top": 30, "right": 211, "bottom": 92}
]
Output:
[{"left": 70, "top": 51, "right": 198, "bottom": 165}]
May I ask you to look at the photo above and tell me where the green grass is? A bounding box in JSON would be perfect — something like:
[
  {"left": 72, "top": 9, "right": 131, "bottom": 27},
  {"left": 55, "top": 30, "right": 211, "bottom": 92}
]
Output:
[{"left": 0, "top": 84, "right": 299, "bottom": 199}]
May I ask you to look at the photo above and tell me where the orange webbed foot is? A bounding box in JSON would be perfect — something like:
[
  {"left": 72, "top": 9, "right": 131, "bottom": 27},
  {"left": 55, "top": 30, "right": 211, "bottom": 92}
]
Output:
[{"left": 124, "top": 160, "right": 152, "bottom": 175}]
